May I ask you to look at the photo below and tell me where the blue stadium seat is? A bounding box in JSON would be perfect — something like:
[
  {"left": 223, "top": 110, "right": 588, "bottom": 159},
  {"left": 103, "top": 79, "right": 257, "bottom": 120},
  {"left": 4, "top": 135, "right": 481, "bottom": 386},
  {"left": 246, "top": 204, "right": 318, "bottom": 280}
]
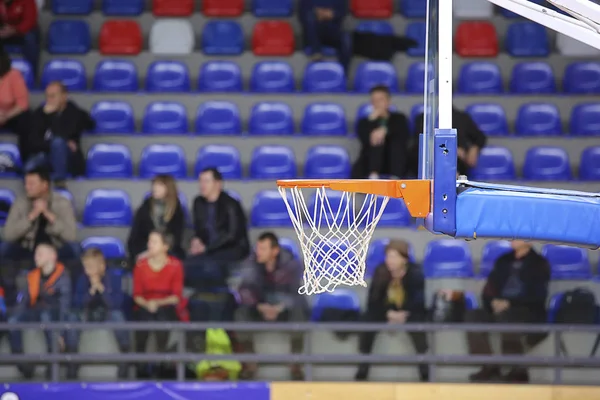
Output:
[
  {"left": 505, "top": 22, "right": 549, "bottom": 57},
  {"left": 91, "top": 101, "right": 135, "bottom": 134},
  {"left": 579, "top": 146, "right": 600, "bottom": 180},
  {"left": 354, "top": 61, "right": 400, "bottom": 93},
  {"left": 103, "top": 0, "right": 144, "bottom": 15},
  {"left": 400, "top": 0, "right": 427, "bottom": 17},
  {"left": 11, "top": 59, "right": 34, "bottom": 89},
  {"left": 52, "top": 0, "right": 93, "bottom": 14},
  {"left": 405, "top": 62, "right": 431, "bottom": 94},
  {"left": 252, "top": 0, "right": 293, "bottom": 16},
  {"left": 86, "top": 143, "right": 133, "bottom": 178},
  {"left": 510, "top": 62, "right": 556, "bottom": 94},
  {"left": 471, "top": 146, "right": 516, "bottom": 181},
  {"left": 479, "top": 240, "right": 512, "bottom": 277},
  {"left": 195, "top": 101, "right": 241, "bottom": 135},
  {"left": 405, "top": 22, "right": 426, "bottom": 57},
  {"left": 0, "top": 143, "right": 21, "bottom": 177},
  {"left": 516, "top": 103, "right": 562, "bottom": 136},
  {"left": 250, "top": 61, "right": 294, "bottom": 93},
  {"left": 250, "top": 145, "right": 297, "bottom": 179},
  {"left": 248, "top": 102, "right": 294, "bottom": 135},
  {"left": 198, "top": 61, "right": 242, "bottom": 92},
  {"left": 304, "top": 145, "right": 350, "bottom": 178},
  {"left": 278, "top": 237, "right": 300, "bottom": 258},
  {"left": 194, "top": 145, "right": 242, "bottom": 179},
  {"left": 366, "top": 238, "right": 416, "bottom": 276},
  {"left": 563, "top": 62, "right": 600, "bottom": 94},
  {"left": 202, "top": 21, "right": 244, "bottom": 55},
  {"left": 458, "top": 62, "right": 503, "bottom": 94},
  {"left": 83, "top": 189, "right": 132, "bottom": 226},
  {"left": 542, "top": 244, "right": 592, "bottom": 280},
  {"left": 310, "top": 289, "right": 360, "bottom": 321},
  {"left": 0, "top": 189, "right": 15, "bottom": 225},
  {"left": 423, "top": 239, "right": 474, "bottom": 278},
  {"left": 465, "top": 103, "right": 509, "bottom": 136},
  {"left": 302, "top": 103, "right": 347, "bottom": 136},
  {"left": 570, "top": 103, "right": 600, "bottom": 136},
  {"left": 146, "top": 61, "right": 190, "bottom": 92},
  {"left": 47, "top": 21, "right": 91, "bottom": 54},
  {"left": 302, "top": 62, "right": 346, "bottom": 93},
  {"left": 356, "top": 21, "right": 394, "bottom": 35},
  {"left": 42, "top": 59, "right": 86, "bottom": 91},
  {"left": 378, "top": 198, "right": 411, "bottom": 227},
  {"left": 81, "top": 236, "right": 126, "bottom": 259},
  {"left": 251, "top": 190, "right": 293, "bottom": 227},
  {"left": 93, "top": 60, "right": 138, "bottom": 92},
  {"left": 139, "top": 144, "right": 187, "bottom": 178},
  {"left": 523, "top": 146, "right": 571, "bottom": 180},
  {"left": 142, "top": 102, "right": 188, "bottom": 134}
]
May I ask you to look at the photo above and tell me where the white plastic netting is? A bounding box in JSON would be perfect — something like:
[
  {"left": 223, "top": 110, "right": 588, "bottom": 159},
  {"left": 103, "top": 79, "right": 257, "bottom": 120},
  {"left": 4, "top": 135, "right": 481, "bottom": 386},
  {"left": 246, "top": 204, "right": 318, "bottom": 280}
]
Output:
[{"left": 278, "top": 186, "right": 390, "bottom": 295}]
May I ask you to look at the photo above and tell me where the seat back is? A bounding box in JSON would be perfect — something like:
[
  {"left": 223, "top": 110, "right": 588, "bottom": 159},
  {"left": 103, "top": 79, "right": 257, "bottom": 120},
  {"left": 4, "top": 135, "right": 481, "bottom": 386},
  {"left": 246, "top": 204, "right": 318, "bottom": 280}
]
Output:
[
  {"left": 301, "top": 103, "right": 347, "bottom": 136},
  {"left": 86, "top": 143, "right": 133, "bottom": 178},
  {"left": 250, "top": 61, "right": 294, "bottom": 93},
  {"left": 91, "top": 101, "right": 135, "bottom": 133},
  {"left": 100, "top": 20, "right": 142, "bottom": 55},
  {"left": 142, "top": 101, "right": 188, "bottom": 134},
  {"left": 202, "top": 21, "right": 244, "bottom": 55},
  {"left": 249, "top": 102, "right": 294, "bottom": 135},
  {"left": 149, "top": 19, "right": 195, "bottom": 55},
  {"left": 304, "top": 145, "right": 350, "bottom": 178},
  {"left": 93, "top": 60, "right": 138, "bottom": 92},
  {"left": 146, "top": 61, "right": 190, "bottom": 92},
  {"left": 516, "top": 103, "right": 562, "bottom": 136},
  {"left": 195, "top": 101, "right": 241, "bottom": 135},
  {"left": 139, "top": 144, "right": 187, "bottom": 178},
  {"left": 199, "top": 61, "right": 242, "bottom": 92}
]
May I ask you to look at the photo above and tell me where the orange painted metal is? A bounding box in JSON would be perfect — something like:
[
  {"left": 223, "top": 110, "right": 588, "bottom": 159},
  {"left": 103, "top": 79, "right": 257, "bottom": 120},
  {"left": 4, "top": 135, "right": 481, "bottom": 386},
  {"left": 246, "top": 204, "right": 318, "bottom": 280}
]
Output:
[{"left": 276, "top": 179, "right": 431, "bottom": 218}]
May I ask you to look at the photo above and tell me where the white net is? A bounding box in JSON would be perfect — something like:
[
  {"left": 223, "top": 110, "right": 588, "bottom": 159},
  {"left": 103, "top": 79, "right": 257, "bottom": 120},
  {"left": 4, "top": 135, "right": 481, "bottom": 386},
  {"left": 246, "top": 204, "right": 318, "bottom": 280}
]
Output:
[{"left": 278, "top": 185, "right": 390, "bottom": 295}]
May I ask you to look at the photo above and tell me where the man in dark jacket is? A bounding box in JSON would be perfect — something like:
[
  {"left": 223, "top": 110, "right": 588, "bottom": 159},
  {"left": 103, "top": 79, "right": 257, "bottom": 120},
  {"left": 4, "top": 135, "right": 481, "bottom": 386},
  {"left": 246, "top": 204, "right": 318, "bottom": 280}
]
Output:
[
  {"left": 352, "top": 85, "right": 411, "bottom": 179},
  {"left": 236, "top": 232, "right": 308, "bottom": 380},
  {"left": 0, "top": 0, "right": 40, "bottom": 77},
  {"left": 466, "top": 240, "right": 550, "bottom": 383},
  {"left": 26, "top": 81, "right": 95, "bottom": 185},
  {"left": 72, "top": 247, "right": 131, "bottom": 378},
  {"left": 185, "top": 167, "right": 250, "bottom": 290}
]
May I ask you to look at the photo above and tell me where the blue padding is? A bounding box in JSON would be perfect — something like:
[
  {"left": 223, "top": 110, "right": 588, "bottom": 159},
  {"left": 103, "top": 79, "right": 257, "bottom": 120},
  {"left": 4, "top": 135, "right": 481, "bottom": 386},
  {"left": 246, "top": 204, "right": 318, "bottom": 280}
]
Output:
[
  {"left": 432, "top": 130, "right": 457, "bottom": 235},
  {"left": 455, "top": 182, "right": 600, "bottom": 248}
]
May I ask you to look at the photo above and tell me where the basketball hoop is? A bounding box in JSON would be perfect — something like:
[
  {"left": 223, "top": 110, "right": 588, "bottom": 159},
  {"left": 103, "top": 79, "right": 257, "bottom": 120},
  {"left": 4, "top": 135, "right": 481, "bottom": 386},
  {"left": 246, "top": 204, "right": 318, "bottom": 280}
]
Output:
[{"left": 277, "top": 179, "right": 431, "bottom": 295}]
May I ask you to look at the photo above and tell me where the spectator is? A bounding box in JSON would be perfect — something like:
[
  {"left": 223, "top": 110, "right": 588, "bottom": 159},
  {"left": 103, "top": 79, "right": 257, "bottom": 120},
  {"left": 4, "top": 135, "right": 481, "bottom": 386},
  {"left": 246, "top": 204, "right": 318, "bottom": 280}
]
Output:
[
  {"left": 0, "top": 0, "right": 39, "bottom": 78},
  {"left": 133, "top": 231, "right": 184, "bottom": 377},
  {"left": 8, "top": 243, "right": 77, "bottom": 379},
  {"left": 412, "top": 107, "right": 487, "bottom": 176},
  {"left": 1, "top": 168, "right": 78, "bottom": 264},
  {"left": 298, "top": 0, "right": 351, "bottom": 71},
  {"left": 0, "top": 50, "right": 30, "bottom": 164},
  {"left": 352, "top": 85, "right": 411, "bottom": 179},
  {"left": 128, "top": 175, "right": 186, "bottom": 263},
  {"left": 236, "top": 232, "right": 308, "bottom": 380},
  {"left": 185, "top": 168, "right": 250, "bottom": 290},
  {"left": 72, "top": 248, "right": 131, "bottom": 379},
  {"left": 355, "top": 239, "right": 429, "bottom": 382},
  {"left": 26, "top": 81, "right": 94, "bottom": 186},
  {"left": 466, "top": 240, "right": 550, "bottom": 383}
]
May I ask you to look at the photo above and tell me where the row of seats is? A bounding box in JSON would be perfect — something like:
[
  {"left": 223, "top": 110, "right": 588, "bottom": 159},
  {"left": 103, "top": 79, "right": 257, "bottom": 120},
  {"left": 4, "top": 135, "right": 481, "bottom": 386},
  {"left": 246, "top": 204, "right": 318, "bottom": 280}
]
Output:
[
  {"left": 29, "top": 58, "right": 600, "bottom": 95},
  {"left": 81, "top": 99, "right": 600, "bottom": 136},
  {"left": 38, "top": 19, "right": 594, "bottom": 58},
  {"left": 49, "top": 0, "right": 545, "bottom": 19}
]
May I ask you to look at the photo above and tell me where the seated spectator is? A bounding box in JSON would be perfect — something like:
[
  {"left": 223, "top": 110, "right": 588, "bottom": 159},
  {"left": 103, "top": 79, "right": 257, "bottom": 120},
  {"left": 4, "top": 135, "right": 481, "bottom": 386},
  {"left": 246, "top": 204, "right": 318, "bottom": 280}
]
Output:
[
  {"left": 72, "top": 248, "right": 131, "bottom": 379},
  {"left": 1, "top": 168, "right": 79, "bottom": 264},
  {"left": 8, "top": 243, "right": 77, "bottom": 379},
  {"left": 133, "top": 231, "right": 184, "bottom": 378},
  {"left": 0, "top": 0, "right": 40, "bottom": 78},
  {"left": 0, "top": 50, "right": 30, "bottom": 164},
  {"left": 412, "top": 107, "right": 487, "bottom": 176},
  {"left": 352, "top": 85, "right": 411, "bottom": 179},
  {"left": 466, "top": 240, "right": 550, "bottom": 383},
  {"left": 27, "top": 81, "right": 94, "bottom": 186},
  {"left": 185, "top": 168, "right": 250, "bottom": 291},
  {"left": 236, "top": 232, "right": 308, "bottom": 381},
  {"left": 355, "top": 239, "right": 429, "bottom": 382},
  {"left": 299, "top": 0, "right": 351, "bottom": 71},
  {"left": 128, "top": 175, "right": 186, "bottom": 263}
]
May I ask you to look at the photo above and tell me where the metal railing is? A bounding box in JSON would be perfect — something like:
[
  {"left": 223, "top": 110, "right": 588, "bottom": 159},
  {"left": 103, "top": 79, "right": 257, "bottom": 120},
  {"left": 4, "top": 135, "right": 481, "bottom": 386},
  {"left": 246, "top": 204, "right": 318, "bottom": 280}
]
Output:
[{"left": 3, "top": 322, "right": 600, "bottom": 383}]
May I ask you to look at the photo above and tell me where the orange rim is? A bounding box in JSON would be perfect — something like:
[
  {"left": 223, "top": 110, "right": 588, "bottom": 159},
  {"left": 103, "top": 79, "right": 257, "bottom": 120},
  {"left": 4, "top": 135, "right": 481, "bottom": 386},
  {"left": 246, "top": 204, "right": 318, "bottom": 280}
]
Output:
[{"left": 276, "top": 179, "right": 431, "bottom": 218}]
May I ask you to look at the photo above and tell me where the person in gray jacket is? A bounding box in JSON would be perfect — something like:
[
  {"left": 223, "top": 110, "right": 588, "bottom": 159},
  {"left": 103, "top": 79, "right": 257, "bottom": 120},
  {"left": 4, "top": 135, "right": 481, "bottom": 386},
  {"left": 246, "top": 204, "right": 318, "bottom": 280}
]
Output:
[{"left": 1, "top": 168, "right": 79, "bottom": 263}]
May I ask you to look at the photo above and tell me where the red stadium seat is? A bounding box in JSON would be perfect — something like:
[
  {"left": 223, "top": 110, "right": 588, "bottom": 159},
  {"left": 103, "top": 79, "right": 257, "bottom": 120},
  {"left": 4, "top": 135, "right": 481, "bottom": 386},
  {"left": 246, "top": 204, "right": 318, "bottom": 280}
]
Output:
[
  {"left": 202, "top": 0, "right": 243, "bottom": 16},
  {"left": 252, "top": 21, "right": 295, "bottom": 56},
  {"left": 152, "top": 0, "right": 194, "bottom": 16},
  {"left": 351, "top": 0, "right": 392, "bottom": 18},
  {"left": 455, "top": 22, "right": 498, "bottom": 57},
  {"left": 99, "top": 20, "right": 142, "bottom": 55}
]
